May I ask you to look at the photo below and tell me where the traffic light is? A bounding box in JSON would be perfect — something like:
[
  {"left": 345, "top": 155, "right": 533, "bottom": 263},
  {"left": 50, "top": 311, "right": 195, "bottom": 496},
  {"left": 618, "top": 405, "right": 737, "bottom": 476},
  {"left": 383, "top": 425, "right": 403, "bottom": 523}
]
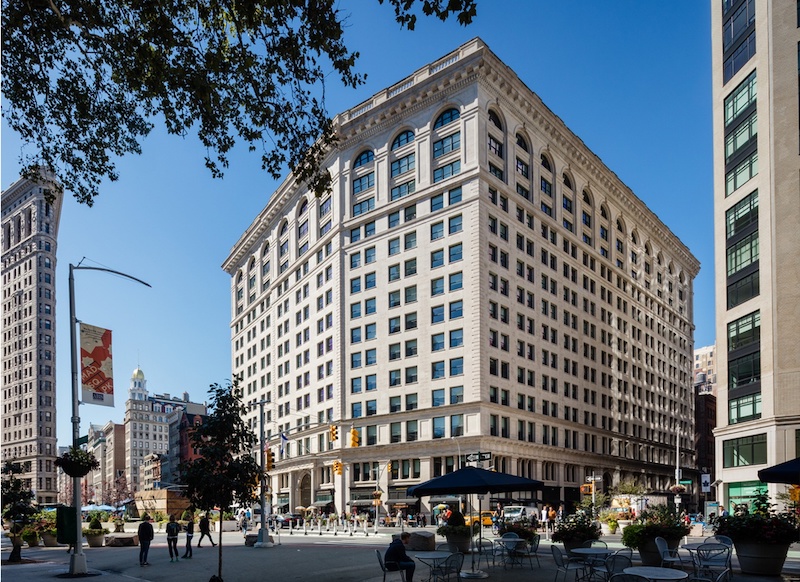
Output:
[
  {"left": 332, "top": 460, "right": 343, "bottom": 475},
  {"left": 266, "top": 448, "right": 274, "bottom": 471},
  {"left": 386, "top": 462, "right": 392, "bottom": 472},
  {"left": 329, "top": 425, "right": 338, "bottom": 441},
  {"left": 580, "top": 483, "right": 594, "bottom": 495},
  {"left": 349, "top": 427, "right": 360, "bottom": 447}
]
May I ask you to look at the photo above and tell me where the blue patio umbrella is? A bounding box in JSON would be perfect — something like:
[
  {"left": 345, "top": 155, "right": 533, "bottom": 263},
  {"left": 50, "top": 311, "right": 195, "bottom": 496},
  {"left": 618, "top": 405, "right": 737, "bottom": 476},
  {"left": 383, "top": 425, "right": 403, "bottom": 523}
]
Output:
[
  {"left": 757, "top": 457, "right": 800, "bottom": 484},
  {"left": 409, "top": 466, "right": 543, "bottom": 578}
]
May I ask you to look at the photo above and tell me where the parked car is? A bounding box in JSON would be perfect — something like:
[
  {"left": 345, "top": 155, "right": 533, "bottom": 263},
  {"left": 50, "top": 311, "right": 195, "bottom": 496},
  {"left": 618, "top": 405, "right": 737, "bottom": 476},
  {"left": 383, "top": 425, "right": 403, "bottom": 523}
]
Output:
[
  {"left": 276, "top": 513, "right": 304, "bottom": 528},
  {"left": 464, "top": 510, "right": 495, "bottom": 527}
]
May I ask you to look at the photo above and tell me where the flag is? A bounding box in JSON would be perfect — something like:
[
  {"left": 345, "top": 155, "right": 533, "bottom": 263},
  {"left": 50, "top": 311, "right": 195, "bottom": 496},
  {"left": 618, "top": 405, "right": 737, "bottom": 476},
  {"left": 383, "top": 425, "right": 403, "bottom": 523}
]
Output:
[
  {"left": 280, "top": 432, "right": 288, "bottom": 454},
  {"left": 80, "top": 323, "right": 114, "bottom": 407}
]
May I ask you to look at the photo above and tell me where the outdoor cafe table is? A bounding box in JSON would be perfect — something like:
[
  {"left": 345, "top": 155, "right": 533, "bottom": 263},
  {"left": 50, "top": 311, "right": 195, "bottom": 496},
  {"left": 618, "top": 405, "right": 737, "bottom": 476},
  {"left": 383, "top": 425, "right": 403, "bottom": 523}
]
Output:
[
  {"left": 415, "top": 551, "right": 452, "bottom": 582},
  {"left": 624, "top": 566, "right": 689, "bottom": 581},
  {"left": 571, "top": 547, "right": 613, "bottom": 578}
]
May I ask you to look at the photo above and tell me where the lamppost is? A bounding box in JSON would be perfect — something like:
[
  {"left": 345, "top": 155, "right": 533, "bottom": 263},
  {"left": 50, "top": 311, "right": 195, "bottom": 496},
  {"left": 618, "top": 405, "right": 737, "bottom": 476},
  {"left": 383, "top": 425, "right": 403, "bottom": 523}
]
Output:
[
  {"left": 451, "top": 436, "right": 462, "bottom": 469},
  {"left": 68, "top": 262, "right": 150, "bottom": 575},
  {"left": 248, "top": 399, "right": 272, "bottom": 547}
]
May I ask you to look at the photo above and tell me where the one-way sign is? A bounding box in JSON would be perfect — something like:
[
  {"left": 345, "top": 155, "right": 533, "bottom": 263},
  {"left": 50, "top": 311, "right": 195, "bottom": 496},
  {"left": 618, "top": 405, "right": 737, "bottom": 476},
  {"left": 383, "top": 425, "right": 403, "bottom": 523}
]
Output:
[{"left": 465, "top": 452, "right": 492, "bottom": 463}]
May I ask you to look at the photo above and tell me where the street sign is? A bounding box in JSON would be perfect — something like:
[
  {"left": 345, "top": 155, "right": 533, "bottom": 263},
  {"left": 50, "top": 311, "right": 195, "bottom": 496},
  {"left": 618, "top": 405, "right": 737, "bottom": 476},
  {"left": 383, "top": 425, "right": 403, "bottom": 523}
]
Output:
[
  {"left": 465, "top": 452, "right": 492, "bottom": 462},
  {"left": 679, "top": 479, "right": 692, "bottom": 485}
]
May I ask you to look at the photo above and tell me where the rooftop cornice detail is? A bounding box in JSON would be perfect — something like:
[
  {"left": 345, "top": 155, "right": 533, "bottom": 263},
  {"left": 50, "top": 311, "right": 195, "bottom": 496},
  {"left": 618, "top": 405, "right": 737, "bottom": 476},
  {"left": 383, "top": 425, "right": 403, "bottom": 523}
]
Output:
[{"left": 477, "top": 53, "right": 699, "bottom": 275}]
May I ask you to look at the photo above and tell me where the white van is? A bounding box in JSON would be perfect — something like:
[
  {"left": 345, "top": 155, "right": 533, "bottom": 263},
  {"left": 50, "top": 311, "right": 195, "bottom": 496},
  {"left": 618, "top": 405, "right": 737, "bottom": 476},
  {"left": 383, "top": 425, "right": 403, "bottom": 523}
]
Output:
[{"left": 501, "top": 506, "right": 536, "bottom": 523}]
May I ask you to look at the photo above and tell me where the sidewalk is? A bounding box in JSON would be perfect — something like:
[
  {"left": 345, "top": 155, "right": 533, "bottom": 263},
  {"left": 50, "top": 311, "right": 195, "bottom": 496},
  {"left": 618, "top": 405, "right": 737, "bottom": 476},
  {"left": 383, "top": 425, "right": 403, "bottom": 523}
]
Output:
[{"left": 3, "top": 528, "right": 799, "bottom": 582}]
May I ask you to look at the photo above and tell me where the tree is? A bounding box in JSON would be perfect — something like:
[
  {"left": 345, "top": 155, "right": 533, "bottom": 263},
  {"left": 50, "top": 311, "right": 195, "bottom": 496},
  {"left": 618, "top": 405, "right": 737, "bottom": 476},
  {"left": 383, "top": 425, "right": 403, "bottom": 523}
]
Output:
[
  {"left": 2, "top": 0, "right": 476, "bottom": 206},
  {"left": 181, "top": 376, "right": 261, "bottom": 581},
  {"left": 1, "top": 461, "right": 38, "bottom": 562}
]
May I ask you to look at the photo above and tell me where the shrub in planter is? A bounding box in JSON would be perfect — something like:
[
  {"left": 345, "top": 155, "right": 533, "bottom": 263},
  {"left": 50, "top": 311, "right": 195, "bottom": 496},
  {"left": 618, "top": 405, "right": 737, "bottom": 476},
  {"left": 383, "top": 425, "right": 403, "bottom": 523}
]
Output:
[
  {"left": 621, "top": 504, "right": 689, "bottom": 566},
  {"left": 551, "top": 511, "right": 601, "bottom": 547},
  {"left": 83, "top": 517, "right": 109, "bottom": 537}
]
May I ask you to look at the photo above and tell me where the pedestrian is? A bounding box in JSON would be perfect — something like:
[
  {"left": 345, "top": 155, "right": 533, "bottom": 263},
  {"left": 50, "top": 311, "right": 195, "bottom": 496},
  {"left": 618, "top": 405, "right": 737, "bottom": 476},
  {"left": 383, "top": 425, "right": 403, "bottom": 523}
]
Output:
[
  {"left": 384, "top": 531, "right": 416, "bottom": 582},
  {"left": 198, "top": 514, "right": 216, "bottom": 547},
  {"left": 241, "top": 512, "right": 249, "bottom": 538},
  {"left": 182, "top": 513, "right": 194, "bottom": 559},
  {"left": 166, "top": 514, "right": 180, "bottom": 562},
  {"left": 138, "top": 516, "right": 154, "bottom": 566}
]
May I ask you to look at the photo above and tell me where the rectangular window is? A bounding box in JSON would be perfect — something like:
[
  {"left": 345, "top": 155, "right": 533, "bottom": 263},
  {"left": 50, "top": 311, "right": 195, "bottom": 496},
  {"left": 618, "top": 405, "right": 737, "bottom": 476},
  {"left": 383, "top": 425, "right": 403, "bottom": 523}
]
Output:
[
  {"left": 729, "top": 392, "right": 761, "bottom": 424},
  {"left": 450, "top": 414, "right": 464, "bottom": 437},
  {"left": 723, "top": 433, "right": 766, "bottom": 467},
  {"left": 726, "top": 231, "right": 759, "bottom": 276},
  {"left": 449, "top": 243, "right": 463, "bottom": 262},
  {"left": 391, "top": 153, "right": 415, "bottom": 177},
  {"left": 390, "top": 180, "right": 416, "bottom": 201},
  {"left": 431, "top": 249, "right": 445, "bottom": 268},
  {"left": 449, "top": 329, "right": 463, "bottom": 347},
  {"left": 433, "top": 132, "right": 461, "bottom": 158},
  {"left": 449, "top": 215, "right": 463, "bottom": 234},
  {"left": 727, "top": 271, "right": 759, "bottom": 308},
  {"left": 432, "top": 388, "right": 445, "bottom": 407},
  {"left": 541, "top": 178, "right": 552, "bottom": 197},
  {"left": 449, "top": 300, "right": 463, "bottom": 319},
  {"left": 431, "top": 277, "right": 445, "bottom": 296},
  {"left": 352, "top": 173, "right": 375, "bottom": 195},
  {"left": 723, "top": 31, "right": 756, "bottom": 83},
  {"left": 725, "top": 111, "right": 757, "bottom": 162},
  {"left": 432, "top": 417, "right": 445, "bottom": 439},
  {"left": 488, "top": 135, "right": 503, "bottom": 158},
  {"left": 449, "top": 187, "right": 462, "bottom": 204},
  {"left": 729, "top": 351, "right": 760, "bottom": 390},
  {"left": 726, "top": 190, "right": 758, "bottom": 239},
  {"left": 449, "top": 272, "right": 462, "bottom": 290},
  {"left": 450, "top": 357, "right": 464, "bottom": 376},
  {"left": 728, "top": 310, "right": 760, "bottom": 351},
  {"left": 431, "top": 305, "right": 445, "bottom": 323},
  {"left": 434, "top": 160, "right": 461, "bottom": 183},
  {"left": 489, "top": 163, "right": 504, "bottom": 180},
  {"left": 516, "top": 158, "right": 529, "bottom": 178},
  {"left": 725, "top": 70, "right": 757, "bottom": 125},
  {"left": 353, "top": 196, "right": 375, "bottom": 216},
  {"left": 431, "top": 221, "right": 444, "bottom": 240}
]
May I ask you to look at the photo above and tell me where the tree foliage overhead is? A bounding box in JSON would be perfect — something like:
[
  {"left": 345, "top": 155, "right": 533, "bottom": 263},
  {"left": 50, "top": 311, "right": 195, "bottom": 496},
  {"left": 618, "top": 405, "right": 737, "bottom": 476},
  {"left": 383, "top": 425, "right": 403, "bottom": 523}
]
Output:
[{"left": 2, "top": 0, "right": 476, "bottom": 205}]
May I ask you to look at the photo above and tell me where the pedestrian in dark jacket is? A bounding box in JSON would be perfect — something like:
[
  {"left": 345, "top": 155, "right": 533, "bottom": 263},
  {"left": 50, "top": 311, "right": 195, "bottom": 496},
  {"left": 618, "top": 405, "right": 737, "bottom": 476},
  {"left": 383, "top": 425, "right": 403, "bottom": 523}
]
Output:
[
  {"left": 182, "top": 515, "right": 194, "bottom": 558},
  {"left": 198, "top": 514, "right": 215, "bottom": 547},
  {"left": 138, "top": 518, "right": 154, "bottom": 566},
  {"left": 384, "top": 532, "right": 415, "bottom": 582},
  {"left": 166, "top": 515, "right": 180, "bottom": 562}
]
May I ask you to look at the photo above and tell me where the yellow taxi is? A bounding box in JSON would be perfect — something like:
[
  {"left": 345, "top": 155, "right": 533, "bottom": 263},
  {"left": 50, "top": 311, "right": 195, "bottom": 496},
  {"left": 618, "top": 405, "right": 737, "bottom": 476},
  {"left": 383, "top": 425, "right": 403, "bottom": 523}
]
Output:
[{"left": 463, "top": 510, "right": 494, "bottom": 527}]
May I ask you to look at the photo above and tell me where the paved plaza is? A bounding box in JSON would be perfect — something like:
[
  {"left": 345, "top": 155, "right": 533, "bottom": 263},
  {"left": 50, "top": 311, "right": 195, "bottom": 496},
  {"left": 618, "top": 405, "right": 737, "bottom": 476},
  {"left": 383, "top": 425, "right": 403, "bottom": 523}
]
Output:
[{"left": 3, "top": 528, "right": 800, "bottom": 582}]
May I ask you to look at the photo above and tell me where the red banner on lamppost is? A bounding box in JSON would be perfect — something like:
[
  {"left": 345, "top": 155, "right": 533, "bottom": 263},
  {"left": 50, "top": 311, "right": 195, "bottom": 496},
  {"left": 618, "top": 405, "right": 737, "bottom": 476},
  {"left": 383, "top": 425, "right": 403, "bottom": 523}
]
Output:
[{"left": 80, "top": 323, "right": 114, "bottom": 407}]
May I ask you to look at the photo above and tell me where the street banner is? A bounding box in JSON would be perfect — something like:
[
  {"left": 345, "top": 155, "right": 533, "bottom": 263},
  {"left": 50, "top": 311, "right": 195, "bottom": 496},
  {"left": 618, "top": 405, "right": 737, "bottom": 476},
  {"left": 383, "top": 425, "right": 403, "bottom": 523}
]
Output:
[
  {"left": 80, "top": 323, "right": 114, "bottom": 407},
  {"left": 701, "top": 473, "right": 711, "bottom": 493}
]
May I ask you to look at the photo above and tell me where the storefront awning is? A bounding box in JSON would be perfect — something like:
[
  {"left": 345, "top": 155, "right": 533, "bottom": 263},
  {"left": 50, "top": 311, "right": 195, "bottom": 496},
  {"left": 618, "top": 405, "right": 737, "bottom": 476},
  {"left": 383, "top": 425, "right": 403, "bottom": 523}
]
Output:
[
  {"left": 349, "top": 499, "right": 374, "bottom": 507},
  {"left": 312, "top": 500, "right": 333, "bottom": 507},
  {"left": 427, "top": 495, "right": 462, "bottom": 503},
  {"left": 387, "top": 498, "right": 419, "bottom": 505}
]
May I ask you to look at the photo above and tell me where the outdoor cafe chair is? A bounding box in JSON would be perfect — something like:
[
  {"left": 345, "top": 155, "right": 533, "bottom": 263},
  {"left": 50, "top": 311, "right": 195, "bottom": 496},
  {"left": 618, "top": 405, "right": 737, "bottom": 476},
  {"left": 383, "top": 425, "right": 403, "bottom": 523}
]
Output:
[
  {"left": 694, "top": 544, "right": 730, "bottom": 578},
  {"left": 591, "top": 553, "right": 632, "bottom": 582},
  {"left": 655, "top": 536, "right": 686, "bottom": 569},
  {"left": 552, "top": 544, "right": 587, "bottom": 582},
  {"left": 376, "top": 549, "right": 407, "bottom": 582},
  {"left": 433, "top": 551, "right": 464, "bottom": 582}
]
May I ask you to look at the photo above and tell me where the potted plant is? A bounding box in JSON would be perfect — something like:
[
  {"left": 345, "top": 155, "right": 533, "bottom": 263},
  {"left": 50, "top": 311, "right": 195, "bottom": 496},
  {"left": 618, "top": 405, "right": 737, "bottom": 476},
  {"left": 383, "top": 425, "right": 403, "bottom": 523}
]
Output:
[
  {"left": 621, "top": 504, "right": 690, "bottom": 566},
  {"left": 54, "top": 446, "right": 100, "bottom": 478},
  {"left": 436, "top": 510, "right": 478, "bottom": 553},
  {"left": 497, "top": 521, "right": 538, "bottom": 542},
  {"left": 715, "top": 489, "right": 800, "bottom": 576},
  {"left": 551, "top": 511, "right": 601, "bottom": 554},
  {"left": 33, "top": 510, "right": 59, "bottom": 546},
  {"left": 597, "top": 509, "right": 618, "bottom": 535},
  {"left": 21, "top": 525, "right": 40, "bottom": 547},
  {"left": 669, "top": 484, "right": 687, "bottom": 494},
  {"left": 82, "top": 516, "right": 109, "bottom": 547},
  {"left": 2, "top": 461, "right": 38, "bottom": 562}
]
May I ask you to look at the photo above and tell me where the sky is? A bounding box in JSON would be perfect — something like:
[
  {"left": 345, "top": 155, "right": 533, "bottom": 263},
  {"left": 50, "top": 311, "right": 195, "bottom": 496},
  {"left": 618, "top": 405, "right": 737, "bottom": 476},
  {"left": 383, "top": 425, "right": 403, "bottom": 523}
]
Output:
[{"left": 1, "top": 1, "right": 715, "bottom": 446}]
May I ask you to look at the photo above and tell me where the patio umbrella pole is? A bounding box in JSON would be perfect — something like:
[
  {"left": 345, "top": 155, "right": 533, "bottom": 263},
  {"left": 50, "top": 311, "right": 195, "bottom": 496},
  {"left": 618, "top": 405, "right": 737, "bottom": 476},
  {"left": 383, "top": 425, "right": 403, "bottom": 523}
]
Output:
[{"left": 460, "top": 493, "right": 488, "bottom": 579}]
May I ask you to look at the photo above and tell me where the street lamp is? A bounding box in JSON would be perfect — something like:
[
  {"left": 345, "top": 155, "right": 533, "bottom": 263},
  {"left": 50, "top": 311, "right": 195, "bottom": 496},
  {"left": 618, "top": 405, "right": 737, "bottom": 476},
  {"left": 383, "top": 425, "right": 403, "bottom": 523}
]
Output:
[
  {"left": 68, "top": 262, "right": 150, "bottom": 575},
  {"left": 451, "top": 436, "right": 462, "bottom": 469},
  {"left": 248, "top": 399, "right": 272, "bottom": 548}
]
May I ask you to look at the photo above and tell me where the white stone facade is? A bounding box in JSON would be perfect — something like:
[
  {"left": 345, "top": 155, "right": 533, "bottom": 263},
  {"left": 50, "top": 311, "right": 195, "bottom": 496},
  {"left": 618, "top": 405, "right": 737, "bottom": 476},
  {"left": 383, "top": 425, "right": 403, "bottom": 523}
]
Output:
[{"left": 224, "top": 39, "right": 699, "bottom": 515}]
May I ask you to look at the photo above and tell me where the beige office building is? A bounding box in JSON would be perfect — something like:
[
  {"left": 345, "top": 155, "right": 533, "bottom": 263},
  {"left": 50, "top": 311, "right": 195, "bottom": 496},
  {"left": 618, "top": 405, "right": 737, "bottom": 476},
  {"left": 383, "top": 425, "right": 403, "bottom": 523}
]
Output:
[
  {"left": 711, "top": 1, "right": 800, "bottom": 510},
  {"left": 1, "top": 171, "right": 62, "bottom": 504},
  {"left": 224, "top": 39, "right": 699, "bottom": 515}
]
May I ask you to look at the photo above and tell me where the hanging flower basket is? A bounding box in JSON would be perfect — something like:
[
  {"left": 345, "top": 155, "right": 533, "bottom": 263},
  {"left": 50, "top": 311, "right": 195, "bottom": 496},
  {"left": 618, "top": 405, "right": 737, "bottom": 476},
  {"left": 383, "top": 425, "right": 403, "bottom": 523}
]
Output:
[
  {"left": 669, "top": 485, "right": 686, "bottom": 494},
  {"left": 55, "top": 447, "right": 99, "bottom": 477}
]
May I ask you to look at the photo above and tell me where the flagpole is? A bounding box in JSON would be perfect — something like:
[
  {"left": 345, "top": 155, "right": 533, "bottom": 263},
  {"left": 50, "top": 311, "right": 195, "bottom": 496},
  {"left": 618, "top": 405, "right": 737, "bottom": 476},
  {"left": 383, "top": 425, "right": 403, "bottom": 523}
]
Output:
[{"left": 68, "top": 263, "right": 150, "bottom": 575}]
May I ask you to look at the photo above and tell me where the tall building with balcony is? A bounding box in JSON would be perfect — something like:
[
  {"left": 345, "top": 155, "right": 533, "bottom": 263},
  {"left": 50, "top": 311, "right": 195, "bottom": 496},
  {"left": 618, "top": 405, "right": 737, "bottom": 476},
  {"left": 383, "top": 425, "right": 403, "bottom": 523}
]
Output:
[
  {"left": 1, "top": 171, "right": 62, "bottom": 504},
  {"left": 711, "top": 1, "right": 800, "bottom": 511},
  {"left": 224, "top": 39, "right": 700, "bottom": 516}
]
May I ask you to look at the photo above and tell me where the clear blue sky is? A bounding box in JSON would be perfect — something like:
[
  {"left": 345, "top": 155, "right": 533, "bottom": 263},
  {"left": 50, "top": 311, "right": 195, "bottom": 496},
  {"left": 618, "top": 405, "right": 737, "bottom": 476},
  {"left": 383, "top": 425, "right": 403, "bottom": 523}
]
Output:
[{"left": 1, "top": 1, "right": 714, "bottom": 446}]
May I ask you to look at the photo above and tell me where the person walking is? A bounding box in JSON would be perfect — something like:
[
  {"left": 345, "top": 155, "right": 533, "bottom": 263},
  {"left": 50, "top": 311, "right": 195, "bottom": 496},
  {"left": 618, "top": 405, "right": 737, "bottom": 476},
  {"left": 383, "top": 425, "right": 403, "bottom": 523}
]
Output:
[
  {"left": 137, "top": 517, "right": 154, "bottom": 566},
  {"left": 384, "top": 531, "right": 415, "bottom": 582},
  {"left": 197, "top": 514, "right": 216, "bottom": 547},
  {"left": 166, "top": 515, "right": 180, "bottom": 562},
  {"left": 182, "top": 514, "right": 194, "bottom": 559}
]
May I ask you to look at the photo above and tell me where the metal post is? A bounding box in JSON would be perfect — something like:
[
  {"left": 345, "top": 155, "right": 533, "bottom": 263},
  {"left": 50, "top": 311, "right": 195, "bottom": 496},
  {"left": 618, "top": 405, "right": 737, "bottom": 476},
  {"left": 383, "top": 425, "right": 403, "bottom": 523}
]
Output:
[
  {"left": 255, "top": 400, "right": 271, "bottom": 547},
  {"left": 68, "top": 263, "right": 150, "bottom": 576}
]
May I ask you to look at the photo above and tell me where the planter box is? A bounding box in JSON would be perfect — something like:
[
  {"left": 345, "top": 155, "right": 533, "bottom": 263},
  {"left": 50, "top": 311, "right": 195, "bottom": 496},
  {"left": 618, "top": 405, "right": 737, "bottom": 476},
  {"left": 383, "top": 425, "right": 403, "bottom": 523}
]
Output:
[
  {"left": 85, "top": 534, "right": 105, "bottom": 547},
  {"left": 735, "top": 541, "right": 790, "bottom": 576},
  {"left": 220, "top": 520, "right": 238, "bottom": 532},
  {"left": 41, "top": 533, "right": 59, "bottom": 547}
]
